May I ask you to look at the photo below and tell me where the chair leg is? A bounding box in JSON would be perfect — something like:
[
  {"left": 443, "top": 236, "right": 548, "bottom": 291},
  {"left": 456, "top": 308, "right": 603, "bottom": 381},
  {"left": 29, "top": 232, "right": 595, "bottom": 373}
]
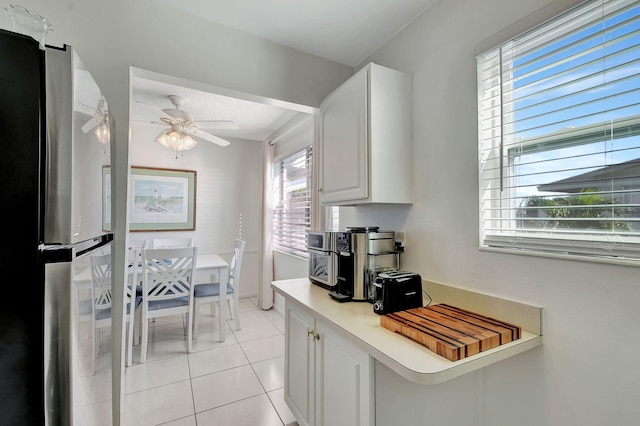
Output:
[
  {"left": 193, "top": 301, "right": 200, "bottom": 339},
  {"left": 182, "top": 313, "right": 188, "bottom": 336},
  {"left": 227, "top": 299, "right": 234, "bottom": 320},
  {"left": 187, "top": 310, "right": 193, "bottom": 353},
  {"left": 140, "top": 317, "right": 148, "bottom": 364},
  {"left": 91, "top": 319, "right": 96, "bottom": 375},
  {"left": 232, "top": 298, "right": 241, "bottom": 331},
  {"left": 134, "top": 308, "right": 141, "bottom": 345},
  {"left": 126, "top": 315, "right": 134, "bottom": 367}
]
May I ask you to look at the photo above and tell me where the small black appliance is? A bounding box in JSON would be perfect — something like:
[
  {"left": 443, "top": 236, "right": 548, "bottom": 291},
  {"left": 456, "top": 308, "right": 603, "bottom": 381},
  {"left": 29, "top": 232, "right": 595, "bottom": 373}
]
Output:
[{"left": 372, "top": 271, "right": 423, "bottom": 315}]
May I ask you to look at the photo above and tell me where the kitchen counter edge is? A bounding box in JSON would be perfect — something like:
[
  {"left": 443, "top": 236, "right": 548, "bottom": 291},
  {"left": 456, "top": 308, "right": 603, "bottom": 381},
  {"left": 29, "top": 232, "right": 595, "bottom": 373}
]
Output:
[{"left": 271, "top": 278, "right": 543, "bottom": 385}]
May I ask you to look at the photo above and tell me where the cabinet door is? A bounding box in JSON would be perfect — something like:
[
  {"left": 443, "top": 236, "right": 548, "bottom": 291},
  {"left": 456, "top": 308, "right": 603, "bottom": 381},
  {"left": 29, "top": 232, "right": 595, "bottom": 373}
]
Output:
[
  {"left": 319, "top": 69, "right": 368, "bottom": 204},
  {"left": 315, "top": 320, "right": 373, "bottom": 426},
  {"left": 284, "top": 305, "right": 315, "bottom": 426}
]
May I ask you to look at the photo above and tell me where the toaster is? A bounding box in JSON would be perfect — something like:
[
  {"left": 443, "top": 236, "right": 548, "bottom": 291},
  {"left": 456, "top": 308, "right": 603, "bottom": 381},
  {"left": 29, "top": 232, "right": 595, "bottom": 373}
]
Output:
[{"left": 372, "top": 271, "right": 423, "bottom": 315}]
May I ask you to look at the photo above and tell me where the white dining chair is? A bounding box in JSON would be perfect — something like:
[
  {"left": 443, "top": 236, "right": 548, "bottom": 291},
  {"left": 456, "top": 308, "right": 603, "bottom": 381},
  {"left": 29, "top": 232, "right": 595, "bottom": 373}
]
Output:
[
  {"left": 127, "top": 239, "right": 147, "bottom": 284},
  {"left": 84, "top": 252, "right": 141, "bottom": 371},
  {"left": 193, "top": 239, "right": 246, "bottom": 337},
  {"left": 149, "top": 237, "right": 194, "bottom": 249},
  {"left": 129, "top": 238, "right": 149, "bottom": 250},
  {"left": 139, "top": 246, "right": 197, "bottom": 363},
  {"left": 125, "top": 242, "right": 146, "bottom": 362}
]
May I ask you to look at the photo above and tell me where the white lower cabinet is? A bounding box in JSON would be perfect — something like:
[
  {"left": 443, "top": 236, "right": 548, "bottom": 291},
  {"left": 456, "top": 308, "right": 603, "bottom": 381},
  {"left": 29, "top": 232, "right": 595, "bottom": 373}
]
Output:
[
  {"left": 284, "top": 303, "right": 374, "bottom": 426},
  {"left": 285, "top": 304, "right": 315, "bottom": 426}
]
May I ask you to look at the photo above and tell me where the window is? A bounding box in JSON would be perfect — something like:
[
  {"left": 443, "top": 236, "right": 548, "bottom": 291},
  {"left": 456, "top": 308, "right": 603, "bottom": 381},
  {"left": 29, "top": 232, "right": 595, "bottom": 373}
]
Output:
[
  {"left": 477, "top": 0, "right": 640, "bottom": 262},
  {"left": 273, "top": 147, "right": 312, "bottom": 257}
]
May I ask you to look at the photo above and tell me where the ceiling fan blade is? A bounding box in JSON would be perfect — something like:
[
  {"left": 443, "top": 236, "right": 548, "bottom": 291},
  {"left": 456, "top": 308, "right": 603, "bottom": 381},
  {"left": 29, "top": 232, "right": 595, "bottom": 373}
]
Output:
[
  {"left": 131, "top": 120, "right": 170, "bottom": 127},
  {"left": 134, "top": 101, "right": 174, "bottom": 121},
  {"left": 75, "top": 101, "right": 96, "bottom": 116},
  {"left": 187, "top": 129, "right": 231, "bottom": 146},
  {"left": 191, "top": 120, "right": 239, "bottom": 130},
  {"left": 81, "top": 116, "right": 100, "bottom": 133}
]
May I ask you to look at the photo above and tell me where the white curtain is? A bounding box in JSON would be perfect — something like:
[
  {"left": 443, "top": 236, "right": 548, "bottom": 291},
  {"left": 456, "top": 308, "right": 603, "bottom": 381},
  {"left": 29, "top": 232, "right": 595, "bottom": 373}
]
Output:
[{"left": 258, "top": 140, "right": 275, "bottom": 309}]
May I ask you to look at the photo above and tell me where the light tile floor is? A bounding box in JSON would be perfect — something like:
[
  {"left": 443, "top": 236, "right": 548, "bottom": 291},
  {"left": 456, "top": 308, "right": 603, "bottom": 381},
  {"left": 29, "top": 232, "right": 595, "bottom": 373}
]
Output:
[{"left": 77, "top": 297, "right": 298, "bottom": 426}]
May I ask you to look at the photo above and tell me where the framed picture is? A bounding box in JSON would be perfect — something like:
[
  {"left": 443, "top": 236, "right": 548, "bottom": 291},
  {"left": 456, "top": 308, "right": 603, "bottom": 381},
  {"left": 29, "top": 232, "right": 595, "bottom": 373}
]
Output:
[
  {"left": 102, "top": 166, "right": 112, "bottom": 231},
  {"left": 130, "top": 166, "right": 197, "bottom": 231}
]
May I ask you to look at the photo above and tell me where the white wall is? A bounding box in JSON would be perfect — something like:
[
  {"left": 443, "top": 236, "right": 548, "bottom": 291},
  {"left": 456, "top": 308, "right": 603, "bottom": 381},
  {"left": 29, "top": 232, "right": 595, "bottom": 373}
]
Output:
[
  {"left": 129, "top": 123, "right": 262, "bottom": 297},
  {"left": 272, "top": 251, "right": 309, "bottom": 315},
  {"left": 342, "top": 0, "right": 640, "bottom": 424}
]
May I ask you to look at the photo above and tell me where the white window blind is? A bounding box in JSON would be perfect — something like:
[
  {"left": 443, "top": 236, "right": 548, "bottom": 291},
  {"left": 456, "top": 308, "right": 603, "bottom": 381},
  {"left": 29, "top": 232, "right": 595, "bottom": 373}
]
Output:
[
  {"left": 477, "top": 0, "right": 640, "bottom": 261},
  {"left": 273, "top": 147, "right": 312, "bottom": 257}
]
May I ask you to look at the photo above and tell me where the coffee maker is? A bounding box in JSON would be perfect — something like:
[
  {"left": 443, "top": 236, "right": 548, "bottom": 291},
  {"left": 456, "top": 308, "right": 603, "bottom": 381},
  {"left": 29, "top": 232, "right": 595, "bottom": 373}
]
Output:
[
  {"left": 366, "top": 232, "right": 400, "bottom": 302},
  {"left": 329, "top": 227, "right": 399, "bottom": 302}
]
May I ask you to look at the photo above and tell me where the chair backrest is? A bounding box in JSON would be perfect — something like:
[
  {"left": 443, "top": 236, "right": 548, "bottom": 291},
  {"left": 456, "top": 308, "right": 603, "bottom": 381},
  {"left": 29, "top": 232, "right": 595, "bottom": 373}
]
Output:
[
  {"left": 141, "top": 246, "right": 198, "bottom": 301},
  {"left": 90, "top": 252, "right": 112, "bottom": 316},
  {"left": 126, "top": 244, "right": 141, "bottom": 289},
  {"left": 129, "top": 239, "right": 149, "bottom": 250},
  {"left": 150, "top": 237, "right": 194, "bottom": 249},
  {"left": 229, "top": 239, "right": 246, "bottom": 289}
]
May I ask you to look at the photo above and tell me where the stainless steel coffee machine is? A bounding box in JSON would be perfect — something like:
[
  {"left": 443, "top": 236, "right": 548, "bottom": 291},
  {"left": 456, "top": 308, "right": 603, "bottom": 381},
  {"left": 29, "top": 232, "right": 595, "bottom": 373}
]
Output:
[
  {"left": 329, "top": 227, "right": 400, "bottom": 302},
  {"left": 367, "top": 232, "right": 401, "bottom": 302}
]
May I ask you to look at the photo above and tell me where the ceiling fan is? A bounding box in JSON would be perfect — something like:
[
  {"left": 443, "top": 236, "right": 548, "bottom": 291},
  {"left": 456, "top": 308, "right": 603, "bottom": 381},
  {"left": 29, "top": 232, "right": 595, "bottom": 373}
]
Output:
[
  {"left": 134, "top": 95, "right": 238, "bottom": 149},
  {"left": 76, "top": 96, "right": 110, "bottom": 144}
]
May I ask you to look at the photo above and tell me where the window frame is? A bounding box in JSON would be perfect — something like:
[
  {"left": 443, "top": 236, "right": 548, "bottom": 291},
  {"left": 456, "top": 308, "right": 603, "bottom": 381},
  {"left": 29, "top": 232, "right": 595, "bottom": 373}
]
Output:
[
  {"left": 272, "top": 146, "right": 313, "bottom": 258},
  {"left": 477, "top": 0, "right": 640, "bottom": 265}
]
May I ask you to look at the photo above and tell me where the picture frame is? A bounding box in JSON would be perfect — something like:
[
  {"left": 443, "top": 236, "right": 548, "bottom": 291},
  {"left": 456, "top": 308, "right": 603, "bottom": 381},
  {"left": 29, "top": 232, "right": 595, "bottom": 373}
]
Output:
[{"left": 129, "top": 166, "right": 197, "bottom": 231}]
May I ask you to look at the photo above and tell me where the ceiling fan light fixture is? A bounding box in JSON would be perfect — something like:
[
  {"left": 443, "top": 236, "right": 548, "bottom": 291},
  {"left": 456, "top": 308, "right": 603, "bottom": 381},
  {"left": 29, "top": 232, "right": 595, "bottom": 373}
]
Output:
[
  {"left": 166, "top": 129, "right": 181, "bottom": 146},
  {"left": 154, "top": 129, "right": 171, "bottom": 149},
  {"left": 178, "top": 134, "right": 197, "bottom": 151},
  {"left": 155, "top": 129, "right": 198, "bottom": 152},
  {"left": 95, "top": 120, "right": 110, "bottom": 144}
]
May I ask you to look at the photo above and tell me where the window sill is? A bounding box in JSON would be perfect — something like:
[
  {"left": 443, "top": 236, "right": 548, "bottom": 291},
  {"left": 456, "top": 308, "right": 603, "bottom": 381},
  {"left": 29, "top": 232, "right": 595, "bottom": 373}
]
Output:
[{"left": 479, "top": 245, "right": 640, "bottom": 268}]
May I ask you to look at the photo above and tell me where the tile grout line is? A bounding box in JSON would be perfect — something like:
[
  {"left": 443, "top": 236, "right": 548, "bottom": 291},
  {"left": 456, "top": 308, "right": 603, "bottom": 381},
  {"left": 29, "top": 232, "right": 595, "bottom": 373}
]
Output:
[
  {"left": 120, "top": 297, "right": 287, "bottom": 424},
  {"left": 238, "top": 299, "right": 287, "bottom": 425},
  {"left": 187, "top": 341, "right": 198, "bottom": 424}
]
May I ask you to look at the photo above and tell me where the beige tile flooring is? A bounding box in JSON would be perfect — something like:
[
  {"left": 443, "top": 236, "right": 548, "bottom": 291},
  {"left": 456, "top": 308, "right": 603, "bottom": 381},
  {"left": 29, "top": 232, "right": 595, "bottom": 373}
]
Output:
[{"left": 77, "top": 298, "right": 297, "bottom": 426}]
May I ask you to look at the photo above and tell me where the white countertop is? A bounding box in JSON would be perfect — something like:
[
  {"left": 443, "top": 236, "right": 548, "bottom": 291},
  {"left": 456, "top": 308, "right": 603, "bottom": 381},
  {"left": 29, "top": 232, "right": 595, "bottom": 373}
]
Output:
[{"left": 272, "top": 278, "right": 543, "bottom": 385}]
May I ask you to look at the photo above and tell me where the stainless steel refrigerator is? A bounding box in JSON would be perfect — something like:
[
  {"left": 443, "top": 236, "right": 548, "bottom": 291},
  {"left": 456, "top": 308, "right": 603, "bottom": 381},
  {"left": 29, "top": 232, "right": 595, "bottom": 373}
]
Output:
[{"left": 0, "top": 28, "right": 114, "bottom": 425}]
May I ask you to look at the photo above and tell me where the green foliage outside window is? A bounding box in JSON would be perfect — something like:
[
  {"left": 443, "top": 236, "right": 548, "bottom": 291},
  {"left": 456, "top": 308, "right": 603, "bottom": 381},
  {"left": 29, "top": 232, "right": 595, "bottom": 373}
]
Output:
[{"left": 520, "top": 189, "right": 632, "bottom": 231}]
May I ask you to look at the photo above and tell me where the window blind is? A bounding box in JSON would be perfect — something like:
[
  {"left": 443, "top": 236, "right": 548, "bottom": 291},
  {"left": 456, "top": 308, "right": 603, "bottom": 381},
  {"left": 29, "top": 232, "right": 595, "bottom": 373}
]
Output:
[
  {"left": 477, "top": 0, "right": 640, "bottom": 261},
  {"left": 273, "top": 147, "right": 312, "bottom": 257}
]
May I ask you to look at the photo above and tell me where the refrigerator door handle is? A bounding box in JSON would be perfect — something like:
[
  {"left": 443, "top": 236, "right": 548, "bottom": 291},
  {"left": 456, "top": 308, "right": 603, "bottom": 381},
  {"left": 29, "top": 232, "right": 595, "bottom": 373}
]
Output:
[{"left": 40, "top": 234, "right": 113, "bottom": 264}]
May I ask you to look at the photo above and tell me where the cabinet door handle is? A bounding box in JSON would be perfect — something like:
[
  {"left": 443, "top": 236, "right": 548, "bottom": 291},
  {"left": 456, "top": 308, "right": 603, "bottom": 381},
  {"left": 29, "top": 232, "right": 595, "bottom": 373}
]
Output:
[{"left": 307, "top": 328, "right": 320, "bottom": 341}]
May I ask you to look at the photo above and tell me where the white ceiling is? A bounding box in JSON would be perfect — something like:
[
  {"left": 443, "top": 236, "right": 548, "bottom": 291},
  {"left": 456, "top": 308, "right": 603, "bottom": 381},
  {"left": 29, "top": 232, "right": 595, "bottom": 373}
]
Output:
[
  {"left": 131, "top": 75, "right": 305, "bottom": 142},
  {"left": 133, "top": 0, "right": 437, "bottom": 146},
  {"left": 151, "top": 0, "right": 437, "bottom": 67}
]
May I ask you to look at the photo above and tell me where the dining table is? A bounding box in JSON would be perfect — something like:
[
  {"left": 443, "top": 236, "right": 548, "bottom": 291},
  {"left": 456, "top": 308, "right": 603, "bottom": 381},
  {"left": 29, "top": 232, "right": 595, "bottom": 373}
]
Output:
[{"left": 74, "top": 252, "right": 231, "bottom": 342}]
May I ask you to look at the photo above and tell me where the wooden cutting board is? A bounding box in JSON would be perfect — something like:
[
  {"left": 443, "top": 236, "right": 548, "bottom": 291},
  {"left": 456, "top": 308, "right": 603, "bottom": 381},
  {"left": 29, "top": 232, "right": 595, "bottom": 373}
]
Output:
[{"left": 380, "top": 304, "right": 521, "bottom": 362}]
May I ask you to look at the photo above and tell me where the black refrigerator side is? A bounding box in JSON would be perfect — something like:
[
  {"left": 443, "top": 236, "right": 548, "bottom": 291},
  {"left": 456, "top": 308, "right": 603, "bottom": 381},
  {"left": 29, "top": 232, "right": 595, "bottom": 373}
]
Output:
[{"left": 0, "top": 29, "right": 46, "bottom": 425}]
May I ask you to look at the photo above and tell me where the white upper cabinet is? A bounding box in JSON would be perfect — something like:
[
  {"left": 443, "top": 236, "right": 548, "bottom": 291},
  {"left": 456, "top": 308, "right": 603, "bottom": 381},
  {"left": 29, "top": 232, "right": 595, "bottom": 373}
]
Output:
[{"left": 318, "top": 62, "right": 412, "bottom": 205}]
